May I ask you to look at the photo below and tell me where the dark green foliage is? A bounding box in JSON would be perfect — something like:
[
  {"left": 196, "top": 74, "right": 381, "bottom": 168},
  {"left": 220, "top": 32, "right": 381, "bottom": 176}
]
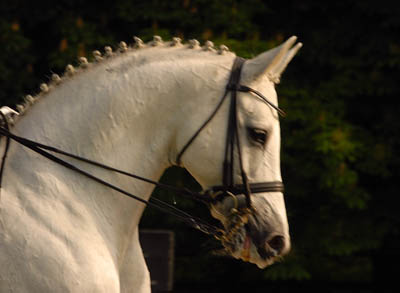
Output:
[
  {"left": 1, "top": 0, "right": 399, "bottom": 290},
  {"left": 0, "top": 19, "right": 35, "bottom": 105}
]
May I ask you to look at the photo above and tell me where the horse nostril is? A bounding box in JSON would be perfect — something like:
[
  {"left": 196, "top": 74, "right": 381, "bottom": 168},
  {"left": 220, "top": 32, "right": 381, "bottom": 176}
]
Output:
[{"left": 267, "top": 235, "right": 285, "bottom": 255}]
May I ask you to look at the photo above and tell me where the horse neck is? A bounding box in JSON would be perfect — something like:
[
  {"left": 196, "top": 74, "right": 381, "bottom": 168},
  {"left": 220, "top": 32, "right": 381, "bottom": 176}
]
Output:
[
  {"left": 4, "top": 53, "right": 185, "bottom": 230},
  {"left": 4, "top": 48, "right": 235, "bottom": 237}
]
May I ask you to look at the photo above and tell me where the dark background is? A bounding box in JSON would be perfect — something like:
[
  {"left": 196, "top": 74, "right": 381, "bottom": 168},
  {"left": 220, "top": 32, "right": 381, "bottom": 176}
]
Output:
[{"left": 0, "top": 1, "right": 399, "bottom": 292}]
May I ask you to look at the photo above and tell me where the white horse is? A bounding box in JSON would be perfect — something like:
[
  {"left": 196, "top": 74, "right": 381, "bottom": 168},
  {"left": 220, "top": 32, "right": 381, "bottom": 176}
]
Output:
[{"left": 0, "top": 36, "right": 301, "bottom": 292}]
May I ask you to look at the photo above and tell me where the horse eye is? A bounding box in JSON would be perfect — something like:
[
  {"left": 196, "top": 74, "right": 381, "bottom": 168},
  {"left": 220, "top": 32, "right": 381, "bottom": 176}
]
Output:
[{"left": 247, "top": 128, "right": 268, "bottom": 145}]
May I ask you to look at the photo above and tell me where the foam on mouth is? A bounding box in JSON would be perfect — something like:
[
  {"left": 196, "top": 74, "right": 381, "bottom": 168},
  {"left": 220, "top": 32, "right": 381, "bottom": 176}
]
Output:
[{"left": 241, "top": 232, "right": 251, "bottom": 261}]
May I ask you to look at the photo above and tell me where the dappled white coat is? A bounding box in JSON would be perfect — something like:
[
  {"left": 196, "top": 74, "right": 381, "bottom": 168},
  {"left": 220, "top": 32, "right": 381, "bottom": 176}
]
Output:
[{"left": 0, "top": 36, "right": 301, "bottom": 292}]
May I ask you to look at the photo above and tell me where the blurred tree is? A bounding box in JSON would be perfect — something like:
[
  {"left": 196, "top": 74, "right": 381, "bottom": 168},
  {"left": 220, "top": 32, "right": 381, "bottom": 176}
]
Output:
[{"left": 0, "top": 19, "right": 35, "bottom": 106}]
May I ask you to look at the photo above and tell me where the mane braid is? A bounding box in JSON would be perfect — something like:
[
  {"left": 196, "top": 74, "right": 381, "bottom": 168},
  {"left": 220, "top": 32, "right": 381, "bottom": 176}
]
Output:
[{"left": 3, "top": 36, "right": 232, "bottom": 128}]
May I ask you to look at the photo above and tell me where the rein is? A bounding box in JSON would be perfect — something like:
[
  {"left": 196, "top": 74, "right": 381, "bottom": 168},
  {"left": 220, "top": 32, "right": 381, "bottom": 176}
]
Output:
[
  {"left": 0, "top": 56, "right": 285, "bottom": 243},
  {"left": 0, "top": 126, "right": 221, "bottom": 236}
]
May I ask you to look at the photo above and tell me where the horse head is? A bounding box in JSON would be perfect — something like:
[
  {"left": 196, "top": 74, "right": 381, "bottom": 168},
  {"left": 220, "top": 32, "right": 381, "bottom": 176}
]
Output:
[{"left": 176, "top": 37, "right": 302, "bottom": 268}]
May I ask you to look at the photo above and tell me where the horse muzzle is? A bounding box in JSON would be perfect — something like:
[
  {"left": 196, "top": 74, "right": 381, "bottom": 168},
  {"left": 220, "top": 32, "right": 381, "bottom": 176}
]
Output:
[{"left": 211, "top": 192, "right": 290, "bottom": 267}]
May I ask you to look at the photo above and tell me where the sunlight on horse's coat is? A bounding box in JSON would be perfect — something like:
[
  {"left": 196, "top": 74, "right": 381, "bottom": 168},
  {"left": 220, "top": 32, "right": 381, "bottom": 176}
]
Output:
[{"left": 0, "top": 35, "right": 301, "bottom": 292}]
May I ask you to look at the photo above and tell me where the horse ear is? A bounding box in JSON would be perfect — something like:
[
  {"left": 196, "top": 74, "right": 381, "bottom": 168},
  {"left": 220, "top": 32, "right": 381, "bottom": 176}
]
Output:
[{"left": 244, "top": 36, "right": 302, "bottom": 84}]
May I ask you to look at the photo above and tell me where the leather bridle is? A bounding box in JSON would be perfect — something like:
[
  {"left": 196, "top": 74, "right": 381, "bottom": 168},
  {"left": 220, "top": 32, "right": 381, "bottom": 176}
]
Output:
[
  {"left": 176, "top": 57, "right": 284, "bottom": 215},
  {"left": 0, "top": 57, "right": 285, "bottom": 241}
]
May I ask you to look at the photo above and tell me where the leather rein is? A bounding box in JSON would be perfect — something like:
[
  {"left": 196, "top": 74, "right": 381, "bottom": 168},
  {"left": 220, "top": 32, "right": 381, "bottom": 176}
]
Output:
[{"left": 0, "top": 57, "right": 284, "bottom": 240}]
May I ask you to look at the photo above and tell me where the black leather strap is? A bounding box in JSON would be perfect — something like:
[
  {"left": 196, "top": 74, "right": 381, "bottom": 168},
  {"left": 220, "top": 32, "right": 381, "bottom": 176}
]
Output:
[
  {"left": 236, "top": 85, "right": 286, "bottom": 117},
  {"left": 0, "top": 112, "right": 10, "bottom": 189},
  {"left": 222, "top": 57, "right": 252, "bottom": 207},
  {"left": 176, "top": 88, "right": 230, "bottom": 166},
  {"left": 0, "top": 126, "right": 220, "bottom": 235},
  {"left": 207, "top": 181, "right": 284, "bottom": 197}
]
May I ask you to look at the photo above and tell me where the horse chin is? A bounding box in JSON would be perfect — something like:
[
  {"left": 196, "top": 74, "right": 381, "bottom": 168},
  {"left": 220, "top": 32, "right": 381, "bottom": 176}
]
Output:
[{"left": 226, "top": 229, "right": 278, "bottom": 269}]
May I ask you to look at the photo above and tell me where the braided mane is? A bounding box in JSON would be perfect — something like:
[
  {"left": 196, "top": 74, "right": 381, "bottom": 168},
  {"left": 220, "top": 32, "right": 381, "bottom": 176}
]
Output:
[{"left": 1, "top": 36, "right": 232, "bottom": 127}]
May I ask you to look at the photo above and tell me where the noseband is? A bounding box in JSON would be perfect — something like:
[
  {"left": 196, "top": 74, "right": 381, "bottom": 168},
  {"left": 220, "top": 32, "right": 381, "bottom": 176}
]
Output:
[{"left": 176, "top": 57, "right": 284, "bottom": 212}]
